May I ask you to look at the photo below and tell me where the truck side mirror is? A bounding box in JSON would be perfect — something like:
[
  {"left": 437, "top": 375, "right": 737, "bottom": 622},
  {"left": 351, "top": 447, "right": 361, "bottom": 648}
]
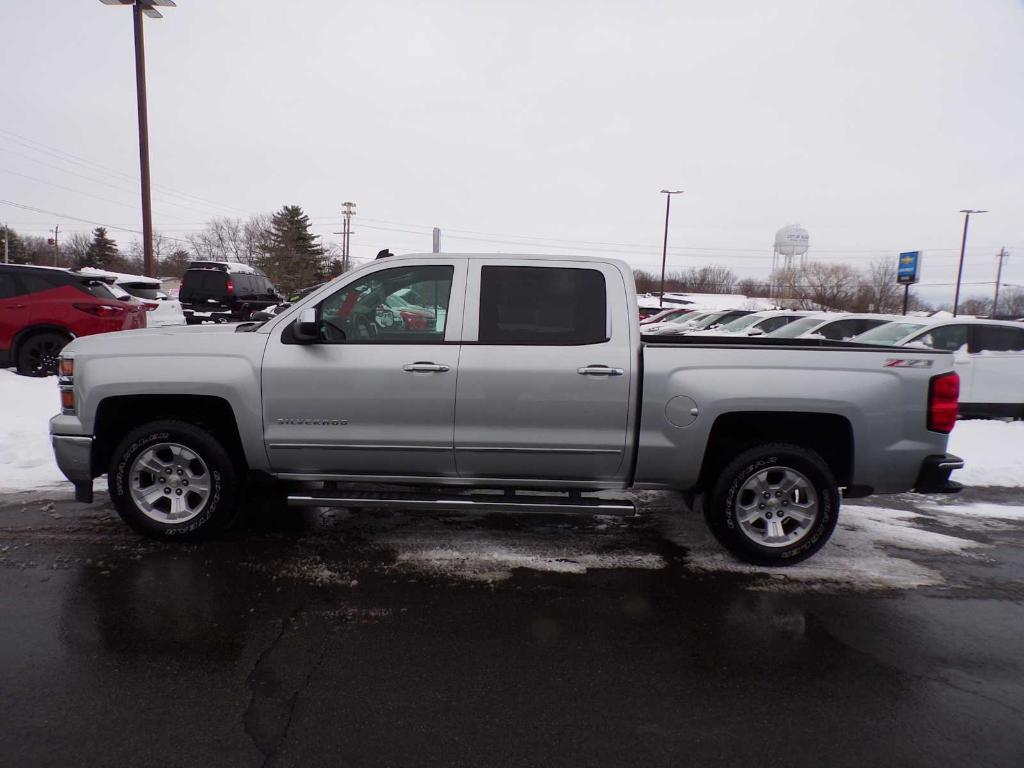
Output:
[{"left": 292, "top": 308, "right": 320, "bottom": 343}]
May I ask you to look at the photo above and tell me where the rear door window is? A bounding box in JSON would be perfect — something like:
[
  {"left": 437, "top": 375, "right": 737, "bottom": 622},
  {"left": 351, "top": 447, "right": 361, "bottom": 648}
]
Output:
[
  {"left": 233, "top": 274, "right": 255, "bottom": 297},
  {"left": 478, "top": 266, "right": 607, "bottom": 345},
  {"left": 972, "top": 325, "right": 1024, "bottom": 352},
  {"left": 17, "top": 273, "right": 59, "bottom": 295}
]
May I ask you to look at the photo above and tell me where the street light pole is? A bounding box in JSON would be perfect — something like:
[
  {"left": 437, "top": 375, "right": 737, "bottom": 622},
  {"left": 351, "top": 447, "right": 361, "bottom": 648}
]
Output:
[
  {"left": 132, "top": 2, "right": 155, "bottom": 277},
  {"left": 953, "top": 208, "right": 987, "bottom": 317},
  {"left": 100, "top": 1, "right": 174, "bottom": 277},
  {"left": 658, "top": 190, "right": 683, "bottom": 308}
]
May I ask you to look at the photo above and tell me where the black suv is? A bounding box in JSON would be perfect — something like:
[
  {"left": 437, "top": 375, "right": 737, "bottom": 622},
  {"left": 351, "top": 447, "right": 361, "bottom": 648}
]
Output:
[{"left": 179, "top": 261, "right": 281, "bottom": 323}]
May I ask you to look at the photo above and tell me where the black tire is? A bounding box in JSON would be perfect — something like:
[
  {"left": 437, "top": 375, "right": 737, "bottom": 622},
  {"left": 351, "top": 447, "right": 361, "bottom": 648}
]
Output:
[
  {"left": 16, "top": 331, "right": 69, "bottom": 376},
  {"left": 702, "top": 443, "right": 840, "bottom": 566},
  {"left": 108, "top": 420, "right": 239, "bottom": 540}
]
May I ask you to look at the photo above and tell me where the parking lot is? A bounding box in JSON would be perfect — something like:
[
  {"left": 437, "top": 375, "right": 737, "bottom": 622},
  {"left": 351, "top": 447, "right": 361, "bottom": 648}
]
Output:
[{"left": 2, "top": 483, "right": 1022, "bottom": 768}]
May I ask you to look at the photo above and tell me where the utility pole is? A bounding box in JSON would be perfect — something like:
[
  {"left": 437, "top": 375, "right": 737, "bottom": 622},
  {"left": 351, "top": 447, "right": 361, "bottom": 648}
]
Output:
[
  {"left": 657, "top": 189, "right": 684, "bottom": 308},
  {"left": 953, "top": 209, "right": 987, "bottom": 317},
  {"left": 993, "top": 247, "right": 1009, "bottom": 317},
  {"left": 2, "top": 223, "right": 8, "bottom": 264},
  {"left": 432, "top": 227, "right": 440, "bottom": 254},
  {"left": 51, "top": 226, "right": 60, "bottom": 267},
  {"left": 341, "top": 201, "right": 356, "bottom": 272}
]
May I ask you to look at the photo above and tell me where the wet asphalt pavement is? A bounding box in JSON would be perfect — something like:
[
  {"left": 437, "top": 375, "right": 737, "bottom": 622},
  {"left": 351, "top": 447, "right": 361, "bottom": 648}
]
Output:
[{"left": 1, "top": 485, "right": 1023, "bottom": 768}]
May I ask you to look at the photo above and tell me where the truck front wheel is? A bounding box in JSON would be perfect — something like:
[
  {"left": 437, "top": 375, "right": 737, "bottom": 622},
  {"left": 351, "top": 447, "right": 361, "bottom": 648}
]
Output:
[
  {"left": 108, "top": 420, "right": 239, "bottom": 539},
  {"left": 703, "top": 443, "right": 839, "bottom": 565}
]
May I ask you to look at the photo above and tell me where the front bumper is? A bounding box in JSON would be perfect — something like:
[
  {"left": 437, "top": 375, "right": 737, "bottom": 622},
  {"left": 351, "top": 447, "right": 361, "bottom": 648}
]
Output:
[
  {"left": 51, "top": 435, "right": 95, "bottom": 502},
  {"left": 913, "top": 454, "right": 964, "bottom": 494}
]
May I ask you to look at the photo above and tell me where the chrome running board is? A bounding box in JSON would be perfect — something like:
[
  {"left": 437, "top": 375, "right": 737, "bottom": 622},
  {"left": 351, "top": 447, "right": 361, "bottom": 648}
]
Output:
[{"left": 286, "top": 489, "right": 636, "bottom": 516}]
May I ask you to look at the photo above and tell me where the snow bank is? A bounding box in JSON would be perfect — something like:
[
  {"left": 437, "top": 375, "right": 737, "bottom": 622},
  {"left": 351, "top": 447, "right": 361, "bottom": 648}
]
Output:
[
  {"left": 948, "top": 420, "right": 1024, "bottom": 487},
  {"left": 0, "top": 370, "right": 62, "bottom": 492}
]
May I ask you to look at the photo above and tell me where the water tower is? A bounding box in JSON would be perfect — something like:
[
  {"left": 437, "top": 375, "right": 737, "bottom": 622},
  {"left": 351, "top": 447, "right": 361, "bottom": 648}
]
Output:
[{"left": 772, "top": 224, "right": 810, "bottom": 274}]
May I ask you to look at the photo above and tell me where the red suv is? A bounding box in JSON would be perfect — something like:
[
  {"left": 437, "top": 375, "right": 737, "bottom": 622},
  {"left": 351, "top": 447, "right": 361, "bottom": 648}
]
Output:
[{"left": 0, "top": 264, "right": 147, "bottom": 376}]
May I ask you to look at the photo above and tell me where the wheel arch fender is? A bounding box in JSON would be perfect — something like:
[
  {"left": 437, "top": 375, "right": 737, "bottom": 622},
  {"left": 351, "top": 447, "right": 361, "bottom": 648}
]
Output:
[
  {"left": 12, "top": 324, "right": 75, "bottom": 359},
  {"left": 94, "top": 394, "right": 251, "bottom": 478},
  {"left": 697, "top": 411, "right": 854, "bottom": 492}
]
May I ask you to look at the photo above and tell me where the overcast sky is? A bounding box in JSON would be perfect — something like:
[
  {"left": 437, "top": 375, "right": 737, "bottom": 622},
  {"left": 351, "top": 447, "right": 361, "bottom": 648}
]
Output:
[{"left": 3, "top": 0, "right": 1022, "bottom": 304}]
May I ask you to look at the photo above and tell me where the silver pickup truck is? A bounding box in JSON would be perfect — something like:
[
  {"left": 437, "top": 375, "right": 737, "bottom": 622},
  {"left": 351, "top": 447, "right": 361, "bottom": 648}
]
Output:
[{"left": 50, "top": 253, "right": 964, "bottom": 564}]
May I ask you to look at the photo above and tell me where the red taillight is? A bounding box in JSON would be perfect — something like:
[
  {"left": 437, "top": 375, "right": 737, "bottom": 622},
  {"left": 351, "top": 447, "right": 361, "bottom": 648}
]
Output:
[
  {"left": 142, "top": 302, "right": 159, "bottom": 311},
  {"left": 73, "top": 303, "right": 126, "bottom": 318},
  {"left": 226, "top": 278, "right": 234, "bottom": 295},
  {"left": 928, "top": 372, "right": 959, "bottom": 433}
]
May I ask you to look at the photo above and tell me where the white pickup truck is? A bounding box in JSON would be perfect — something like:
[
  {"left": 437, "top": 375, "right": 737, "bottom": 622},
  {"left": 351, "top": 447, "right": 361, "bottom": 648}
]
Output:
[{"left": 50, "top": 253, "right": 963, "bottom": 565}]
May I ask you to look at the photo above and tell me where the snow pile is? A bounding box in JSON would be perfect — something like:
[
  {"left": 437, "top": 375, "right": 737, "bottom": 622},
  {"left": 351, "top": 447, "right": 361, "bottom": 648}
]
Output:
[
  {"left": 675, "top": 504, "right": 987, "bottom": 591},
  {"left": 948, "top": 420, "right": 1024, "bottom": 487},
  {"left": 75, "top": 267, "right": 160, "bottom": 286},
  {"left": 378, "top": 524, "right": 664, "bottom": 583},
  {"left": 637, "top": 292, "right": 775, "bottom": 312},
  {"left": 0, "top": 371, "right": 61, "bottom": 493}
]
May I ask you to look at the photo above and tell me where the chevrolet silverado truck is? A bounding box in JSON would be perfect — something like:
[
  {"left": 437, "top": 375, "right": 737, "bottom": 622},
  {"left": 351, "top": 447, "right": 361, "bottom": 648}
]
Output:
[{"left": 49, "top": 254, "right": 964, "bottom": 565}]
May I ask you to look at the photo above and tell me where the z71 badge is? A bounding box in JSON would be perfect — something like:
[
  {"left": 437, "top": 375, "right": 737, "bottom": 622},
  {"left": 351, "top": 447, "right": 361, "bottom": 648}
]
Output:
[{"left": 883, "top": 359, "right": 934, "bottom": 368}]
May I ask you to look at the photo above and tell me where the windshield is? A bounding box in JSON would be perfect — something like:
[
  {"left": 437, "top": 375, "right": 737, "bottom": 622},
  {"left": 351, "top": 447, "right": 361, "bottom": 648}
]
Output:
[
  {"left": 688, "top": 311, "right": 730, "bottom": 330},
  {"left": 851, "top": 321, "right": 926, "bottom": 345},
  {"left": 671, "top": 311, "right": 708, "bottom": 326},
  {"left": 768, "top": 316, "right": 827, "bottom": 338},
  {"left": 720, "top": 314, "right": 764, "bottom": 332}
]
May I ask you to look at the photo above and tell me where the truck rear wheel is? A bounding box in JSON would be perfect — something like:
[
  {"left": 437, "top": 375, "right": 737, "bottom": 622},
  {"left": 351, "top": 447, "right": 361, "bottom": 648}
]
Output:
[
  {"left": 703, "top": 443, "right": 839, "bottom": 565},
  {"left": 108, "top": 420, "right": 239, "bottom": 540}
]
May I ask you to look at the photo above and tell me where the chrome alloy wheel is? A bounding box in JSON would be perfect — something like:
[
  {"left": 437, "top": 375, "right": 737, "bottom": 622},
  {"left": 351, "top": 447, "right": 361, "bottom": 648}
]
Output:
[
  {"left": 735, "top": 466, "right": 819, "bottom": 548},
  {"left": 129, "top": 442, "right": 211, "bottom": 524}
]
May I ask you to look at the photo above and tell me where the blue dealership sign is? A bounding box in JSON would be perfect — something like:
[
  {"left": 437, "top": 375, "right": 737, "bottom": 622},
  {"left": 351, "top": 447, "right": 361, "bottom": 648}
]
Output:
[{"left": 897, "top": 251, "right": 920, "bottom": 285}]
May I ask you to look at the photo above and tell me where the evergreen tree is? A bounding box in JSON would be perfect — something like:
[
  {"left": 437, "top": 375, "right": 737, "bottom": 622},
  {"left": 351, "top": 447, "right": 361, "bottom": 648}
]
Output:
[
  {"left": 78, "top": 227, "right": 119, "bottom": 269},
  {"left": 260, "top": 205, "right": 326, "bottom": 292}
]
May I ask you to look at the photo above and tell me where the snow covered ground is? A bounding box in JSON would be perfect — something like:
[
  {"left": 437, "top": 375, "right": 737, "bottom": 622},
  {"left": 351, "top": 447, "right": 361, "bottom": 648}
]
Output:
[
  {"left": 948, "top": 419, "right": 1024, "bottom": 487},
  {"left": 0, "top": 368, "right": 1021, "bottom": 492},
  {"left": 0, "top": 370, "right": 63, "bottom": 493}
]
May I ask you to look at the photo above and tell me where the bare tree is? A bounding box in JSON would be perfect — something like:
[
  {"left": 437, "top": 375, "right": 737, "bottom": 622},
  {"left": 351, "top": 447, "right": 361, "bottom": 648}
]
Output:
[
  {"left": 958, "top": 296, "right": 992, "bottom": 316},
  {"left": 633, "top": 269, "right": 658, "bottom": 293},
  {"left": 797, "top": 262, "right": 860, "bottom": 310},
  {"left": 996, "top": 287, "right": 1024, "bottom": 318},
  {"left": 857, "top": 257, "right": 901, "bottom": 313},
  {"left": 186, "top": 216, "right": 271, "bottom": 266}
]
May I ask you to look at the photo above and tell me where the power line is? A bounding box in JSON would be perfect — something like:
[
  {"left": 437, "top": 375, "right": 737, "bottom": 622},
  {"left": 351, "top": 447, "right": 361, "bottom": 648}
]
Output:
[
  {"left": 0, "top": 166, "right": 198, "bottom": 223},
  {"left": 0, "top": 127, "right": 249, "bottom": 217},
  {"left": 0, "top": 199, "right": 190, "bottom": 245},
  {"left": 0, "top": 145, "right": 242, "bottom": 220}
]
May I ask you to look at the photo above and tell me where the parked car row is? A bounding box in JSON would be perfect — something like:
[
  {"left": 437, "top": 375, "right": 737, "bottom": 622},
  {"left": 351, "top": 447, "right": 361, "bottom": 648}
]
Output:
[{"left": 640, "top": 304, "right": 1024, "bottom": 419}]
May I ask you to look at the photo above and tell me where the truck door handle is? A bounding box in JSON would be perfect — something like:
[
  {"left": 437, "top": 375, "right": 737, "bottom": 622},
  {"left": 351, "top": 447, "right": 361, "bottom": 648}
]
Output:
[
  {"left": 403, "top": 362, "right": 450, "bottom": 373},
  {"left": 577, "top": 365, "right": 624, "bottom": 376}
]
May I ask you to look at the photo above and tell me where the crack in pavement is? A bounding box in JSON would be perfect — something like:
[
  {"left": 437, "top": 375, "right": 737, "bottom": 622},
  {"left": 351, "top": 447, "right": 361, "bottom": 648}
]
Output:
[{"left": 242, "top": 606, "right": 340, "bottom": 767}]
